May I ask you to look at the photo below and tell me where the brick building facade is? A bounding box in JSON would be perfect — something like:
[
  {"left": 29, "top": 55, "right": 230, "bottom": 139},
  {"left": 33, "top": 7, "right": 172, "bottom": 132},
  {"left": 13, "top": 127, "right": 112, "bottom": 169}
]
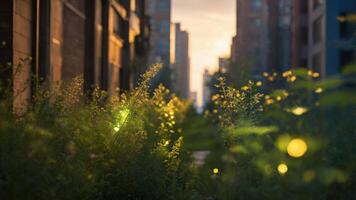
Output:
[{"left": 0, "top": 0, "right": 150, "bottom": 110}]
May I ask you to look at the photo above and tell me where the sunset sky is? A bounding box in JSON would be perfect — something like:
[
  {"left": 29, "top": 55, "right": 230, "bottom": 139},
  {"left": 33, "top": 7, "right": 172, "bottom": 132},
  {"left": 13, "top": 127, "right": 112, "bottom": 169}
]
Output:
[{"left": 172, "top": 0, "right": 236, "bottom": 106}]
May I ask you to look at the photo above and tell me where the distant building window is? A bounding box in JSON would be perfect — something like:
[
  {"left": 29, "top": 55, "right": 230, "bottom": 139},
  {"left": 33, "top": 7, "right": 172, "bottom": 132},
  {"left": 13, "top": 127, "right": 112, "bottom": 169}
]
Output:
[
  {"left": 312, "top": 52, "right": 322, "bottom": 72},
  {"left": 313, "top": 0, "right": 324, "bottom": 10},
  {"left": 339, "top": 12, "right": 356, "bottom": 39},
  {"left": 313, "top": 16, "right": 322, "bottom": 45},
  {"left": 157, "top": 1, "right": 170, "bottom": 12},
  {"left": 253, "top": 19, "right": 262, "bottom": 27},
  {"left": 301, "top": 27, "right": 308, "bottom": 44},
  {"left": 340, "top": 50, "right": 355, "bottom": 71},
  {"left": 113, "top": 10, "right": 120, "bottom": 36},
  {"left": 300, "top": 1, "right": 308, "bottom": 13},
  {"left": 251, "top": 0, "right": 262, "bottom": 11}
]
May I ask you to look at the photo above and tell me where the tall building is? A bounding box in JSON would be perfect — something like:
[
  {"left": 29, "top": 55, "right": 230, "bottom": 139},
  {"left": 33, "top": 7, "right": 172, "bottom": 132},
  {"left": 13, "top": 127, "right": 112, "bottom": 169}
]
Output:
[
  {"left": 202, "top": 69, "right": 212, "bottom": 109},
  {"left": 218, "top": 57, "right": 230, "bottom": 74},
  {"left": 267, "top": 0, "right": 292, "bottom": 72},
  {"left": 233, "top": 0, "right": 269, "bottom": 75},
  {"left": 292, "top": 0, "right": 356, "bottom": 77},
  {"left": 291, "top": 0, "right": 309, "bottom": 68},
  {"left": 173, "top": 23, "right": 190, "bottom": 99},
  {"left": 0, "top": 0, "right": 150, "bottom": 110},
  {"left": 231, "top": 0, "right": 293, "bottom": 76},
  {"left": 147, "top": 0, "right": 172, "bottom": 88}
]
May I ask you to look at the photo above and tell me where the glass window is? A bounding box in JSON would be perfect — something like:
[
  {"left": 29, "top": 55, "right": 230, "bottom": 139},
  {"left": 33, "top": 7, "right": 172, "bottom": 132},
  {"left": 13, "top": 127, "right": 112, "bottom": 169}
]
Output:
[
  {"left": 313, "top": 0, "right": 324, "bottom": 10},
  {"left": 251, "top": 0, "right": 262, "bottom": 11},
  {"left": 313, "top": 16, "right": 322, "bottom": 44}
]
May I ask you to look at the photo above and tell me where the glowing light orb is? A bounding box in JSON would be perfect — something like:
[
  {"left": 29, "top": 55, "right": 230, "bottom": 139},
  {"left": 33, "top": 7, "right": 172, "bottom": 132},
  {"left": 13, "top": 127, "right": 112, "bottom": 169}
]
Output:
[
  {"left": 287, "top": 138, "right": 308, "bottom": 158},
  {"left": 277, "top": 163, "right": 288, "bottom": 175}
]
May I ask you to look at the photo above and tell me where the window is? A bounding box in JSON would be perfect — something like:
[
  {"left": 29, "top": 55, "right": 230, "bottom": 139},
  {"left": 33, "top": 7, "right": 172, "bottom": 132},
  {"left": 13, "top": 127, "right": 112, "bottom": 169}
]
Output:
[
  {"left": 339, "top": 12, "right": 356, "bottom": 39},
  {"left": 113, "top": 10, "right": 120, "bottom": 36},
  {"left": 312, "top": 52, "right": 322, "bottom": 72},
  {"left": 157, "top": 1, "right": 169, "bottom": 12},
  {"left": 301, "top": 27, "right": 308, "bottom": 45},
  {"left": 300, "top": 1, "right": 308, "bottom": 13},
  {"left": 313, "top": 17, "right": 322, "bottom": 44},
  {"left": 253, "top": 18, "right": 262, "bottom": 27},
  {"left": 251, "top": 0, "right": 262, "bottom": 11},
  {"left": 313, "top": 0, "right": 323, "bottom": 10}
]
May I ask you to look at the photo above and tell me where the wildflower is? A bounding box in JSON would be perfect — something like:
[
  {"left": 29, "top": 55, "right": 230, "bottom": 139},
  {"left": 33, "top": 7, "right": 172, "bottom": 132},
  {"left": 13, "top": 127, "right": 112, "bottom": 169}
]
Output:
[
  {"left": 164, "top": 140, "right": 170, "bottom": 146},
  {"left": 211, "top": 94, "right": 219, "bottom": 101},
  {"left": 315, "top": 87, "right": 323, "bottom": 93},
  {"left": 308, "top": 70, "right": 313, "bottom": 76},
  {"left": 283, "top": 91, "right": 289, "bottom": 97},
  {"left": 287, "top": 138, "right": 308, "bottom": 158},
  {"left": 276, "top": 96, "right": 282, "bottom": 101},
  {"left": 277, "top": 163, "right": 288, "bottom": 175},
  {"left": 288, "top": 76, "right": 297, "bottom": 82},
  {"left": 273, "top": 72, "right": 277, "bottom": 77},
  {"left": 265, "top": 99, "right": 274, "bottom": 105},
  {"left": 312, "top": 72, "right": 320, "bottom": 78},
  {"left": 263, "top": 72, "right": 269, "bottom": 77},
  {"left": 289, "top": 107, "right": 308, "bottom": 116},
  {"left": 241, "top": 86, "right": 250, "bottom": 91},
  {"left": 268, "top": 76, "right": 275, "bottom": 81},
  {"left": 256, "top": 81, "right": 263, "bottom": 87},
  {"left": 213, "top": 168, "right": 219, "bottom": 174},
  {"left": 282, "top": 70, "right": 292, "bottom": 77}
]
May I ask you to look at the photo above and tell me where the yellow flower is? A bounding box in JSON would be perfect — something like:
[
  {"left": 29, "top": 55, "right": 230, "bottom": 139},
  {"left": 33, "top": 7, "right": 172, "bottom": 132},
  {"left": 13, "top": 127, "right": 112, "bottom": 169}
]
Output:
[
  {"left": 241, "top": 86, "right": 250, "bottom": 91},
  {"left": 288, "top": 76, "right": 297, "bottom": 82},
  {"left": 308, "top": 70, "right": 313, "bottom": 76},
  {"left": 276, "top": 96, "right": 282, "bottom": 101},
  {"left": 213, "top": 168, "right": 219, "bottom": 174},
  {"left": 315, "top": 87, "right": 323, "bottom": 93},
  {"left": 256, "top": 81, "right": 263, "bottom": 87},
  {"left": 290, "top": 107, "right": 308, "bottom": 116},
  {"left": 282, "top": 70, "right": 292, "bottom": 77},
  {"left": 263, "top": 72, "right": 269, "bottom": 77},
  {"left": 287, "top": 138, "right": 308, "bottom": 158},
  {"left": 211, "top": 94, "right": 219, "bottom": 101},
  {"left": 265, "top": 99, "right": 274, "bottom": 105},
  {"left": 312, "top": 72, "right": 320, "bottom": 78},
  {"left": 277, "top": 163, "right": 288, "bottom": 175},
  {"left": 268, "top": 76, "right": 275, "bottom": 81}
]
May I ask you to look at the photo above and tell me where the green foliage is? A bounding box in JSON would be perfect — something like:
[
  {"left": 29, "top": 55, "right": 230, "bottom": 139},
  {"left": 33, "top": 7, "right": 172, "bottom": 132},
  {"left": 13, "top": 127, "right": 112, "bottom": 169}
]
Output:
[
  {"left": 199, "top": 66, "right": 356, "bottom": 199},
  {"left": 0, "top": 63, "right": 195, "bottom": 199}
]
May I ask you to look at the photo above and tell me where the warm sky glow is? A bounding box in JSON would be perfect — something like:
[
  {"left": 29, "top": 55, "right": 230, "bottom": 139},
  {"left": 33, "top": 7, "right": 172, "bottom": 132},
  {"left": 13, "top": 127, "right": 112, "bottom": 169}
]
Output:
[{"left": 172, "top": 0, "right": 236, "bottom": 106}]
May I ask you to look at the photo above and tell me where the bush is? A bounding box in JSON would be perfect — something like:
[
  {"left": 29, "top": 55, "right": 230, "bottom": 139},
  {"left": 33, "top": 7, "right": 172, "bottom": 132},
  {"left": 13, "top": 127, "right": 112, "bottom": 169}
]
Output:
[
  {"left": 0, "top": 63, "right": 195, "bottom": 199},
  {"left": 199, "top": 65, "right": 356, "bottom": 199}
]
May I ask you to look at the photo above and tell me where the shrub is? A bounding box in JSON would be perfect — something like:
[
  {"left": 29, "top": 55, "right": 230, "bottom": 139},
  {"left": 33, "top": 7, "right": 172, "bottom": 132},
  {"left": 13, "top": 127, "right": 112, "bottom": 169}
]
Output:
[
  {"left": 0, "top": 63, "right": 194, "bottom": 200},
  {"left": 201, "top": 65, "right": 356, "bottom": 199}
]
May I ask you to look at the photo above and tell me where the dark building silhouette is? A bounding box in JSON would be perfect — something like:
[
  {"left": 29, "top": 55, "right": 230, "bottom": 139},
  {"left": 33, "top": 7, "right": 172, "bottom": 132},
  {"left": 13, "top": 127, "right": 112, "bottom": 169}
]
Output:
[
  {"left": 147, "top": 0, "right": 173, "bottom": 88},
  {"left": 173, "top": 23, "right": 190, "bottom": 99},
  {"left": 0, "top": 0, "right": 150, "bottom": 110},
  {"left": 292, "top": 0, "right": 356, "bottom": 77}
]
